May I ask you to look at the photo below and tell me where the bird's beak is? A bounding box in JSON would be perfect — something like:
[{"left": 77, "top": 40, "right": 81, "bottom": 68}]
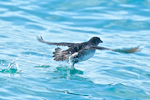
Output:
[{"left": 100, "top": 40, "right": 103, "bottom": 43}]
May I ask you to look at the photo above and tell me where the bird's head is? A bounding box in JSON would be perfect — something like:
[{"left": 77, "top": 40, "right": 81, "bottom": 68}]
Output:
[{"left": 88, "top": 37, "right": 103, "bottom": 45}]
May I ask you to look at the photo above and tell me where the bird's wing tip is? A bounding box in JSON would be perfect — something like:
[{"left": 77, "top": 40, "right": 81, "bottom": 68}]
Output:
[{"left": 37, "top": 35, "right": 44, "bottom": 42}]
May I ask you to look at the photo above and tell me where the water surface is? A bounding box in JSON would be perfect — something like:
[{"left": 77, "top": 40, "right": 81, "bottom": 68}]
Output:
[{"left": 0, "top": 0, "right": 150, "bottom": 100}]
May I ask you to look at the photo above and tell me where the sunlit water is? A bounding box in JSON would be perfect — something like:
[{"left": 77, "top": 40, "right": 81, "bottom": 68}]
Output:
[{"left": 0, "top": 0, "right": 150, "bottom": 100}]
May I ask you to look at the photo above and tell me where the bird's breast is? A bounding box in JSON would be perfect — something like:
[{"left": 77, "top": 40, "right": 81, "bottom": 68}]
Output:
[{"left": 79, "top": 49, "right": 96, "bottom": 61}]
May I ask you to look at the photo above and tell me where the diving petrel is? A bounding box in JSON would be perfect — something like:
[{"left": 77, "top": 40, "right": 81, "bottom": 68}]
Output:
[{"left": 37, "top": 36, "right": 140, "bottom": 68}]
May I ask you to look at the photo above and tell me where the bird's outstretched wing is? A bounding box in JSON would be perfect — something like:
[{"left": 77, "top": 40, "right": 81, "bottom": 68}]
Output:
[
  {"left": 84, "top": 46, "right": 140, "bottom": 53},
  {"left": 112, "top": 46, "right": 140, "bottom": 53},
  {"left": 37, "top": 36, "right": 75, "bottom": 47}
]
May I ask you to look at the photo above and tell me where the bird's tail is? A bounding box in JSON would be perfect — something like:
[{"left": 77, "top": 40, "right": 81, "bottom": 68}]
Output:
[{"left": 53, "top": 47, "right": 69, "bottom": 61}]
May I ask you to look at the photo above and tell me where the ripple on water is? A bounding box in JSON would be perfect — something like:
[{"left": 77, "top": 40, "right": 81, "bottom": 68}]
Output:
[
  {"left": 0, "top": 0, "right": 150, "bottom": 100},
  {"left": 35, "top": 65, "right": 50, "bottom": 68}
]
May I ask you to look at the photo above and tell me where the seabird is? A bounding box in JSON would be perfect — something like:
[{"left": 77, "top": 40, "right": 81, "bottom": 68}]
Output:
[{"left": 37, "top": 36, "right": 140, "bottom": 68}]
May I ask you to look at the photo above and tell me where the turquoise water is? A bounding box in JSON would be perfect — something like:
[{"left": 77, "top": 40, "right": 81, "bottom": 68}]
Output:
[{"left": 0, "top": 0, "right": 150, "bottom": 100}]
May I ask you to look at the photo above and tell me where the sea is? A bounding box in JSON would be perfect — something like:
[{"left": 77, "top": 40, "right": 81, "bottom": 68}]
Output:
[{"left": 0, "top": 0, "right": 150, "bottom": 100}]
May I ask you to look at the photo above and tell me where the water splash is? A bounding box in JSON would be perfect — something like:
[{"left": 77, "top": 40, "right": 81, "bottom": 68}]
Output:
[
  {"left": 41, "top": 54, "right": 46, "bottom": 66},
  {"left": 0, "top": 59, "right": 7, "bottom": 65},
  {"left": 35, "top": 65, "right": 50, "bottom": 68},
  {"left": 7, "top": 57, "right": 19, "bottom": 69},
  {"left": 68, "top": 52, "right": 76, "bottom": 69},
  {"left": 0, "top": 57, "right": 22, "bottom": 74},
  {"left": 0, "top": 68, "right": 20, "bottom": 74},
  {"left": 55, "top": 65, "right": 83, "bottom": 75},
  {"left": 35, "top": 53, "right": 51, "bottom": 68}
]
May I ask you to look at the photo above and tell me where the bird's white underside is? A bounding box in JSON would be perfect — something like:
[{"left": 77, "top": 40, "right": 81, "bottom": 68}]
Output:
[{"left": 67, "top": 49, "right": 96, "bottom": 64}]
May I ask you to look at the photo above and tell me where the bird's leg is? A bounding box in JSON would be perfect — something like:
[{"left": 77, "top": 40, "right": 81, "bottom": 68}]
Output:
[
  {"left": 69, "top": 63, "right": 75, "bottom": 69},
  {"left": 68, "top": 59, "right": 75, "bottom": 69},
  {"left": 68, "top": 52, "right": 72, "bottom": 66},
  {"left": 68, "top": 52, "right": 79, "bottom": 69}
]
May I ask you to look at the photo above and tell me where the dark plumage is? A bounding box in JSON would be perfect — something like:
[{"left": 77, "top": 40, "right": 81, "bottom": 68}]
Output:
[{"left": 37, "top": 36, "right": 140, "bottom": 67}]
